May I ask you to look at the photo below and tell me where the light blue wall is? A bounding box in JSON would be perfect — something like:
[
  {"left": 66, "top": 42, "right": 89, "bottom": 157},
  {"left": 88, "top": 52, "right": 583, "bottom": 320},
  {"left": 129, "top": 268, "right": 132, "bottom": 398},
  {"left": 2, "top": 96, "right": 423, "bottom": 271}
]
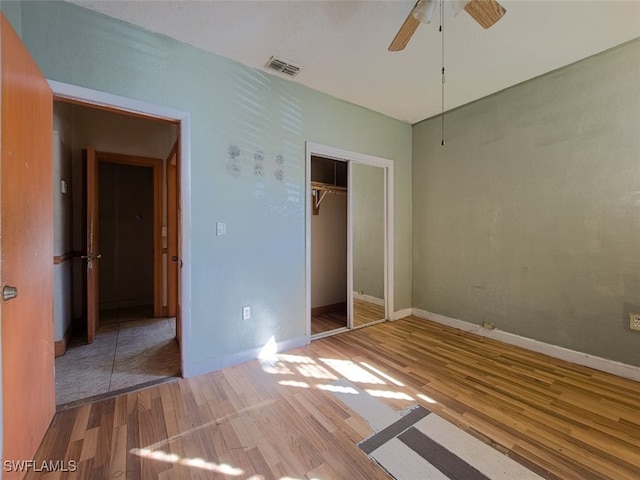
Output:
[
  {"left": 1, "top": 0, "right": 21, "bottom": 35},
  {"left": 13, "top": 1, "right": 412, "bottom": 375}
]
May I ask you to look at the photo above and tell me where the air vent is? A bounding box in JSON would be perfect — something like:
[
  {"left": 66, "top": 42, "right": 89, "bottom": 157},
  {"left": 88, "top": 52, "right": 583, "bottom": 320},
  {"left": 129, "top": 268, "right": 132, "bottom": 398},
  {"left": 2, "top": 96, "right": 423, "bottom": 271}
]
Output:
[{"left": 265, "top": 56, "right": 301, "bottom": 77}]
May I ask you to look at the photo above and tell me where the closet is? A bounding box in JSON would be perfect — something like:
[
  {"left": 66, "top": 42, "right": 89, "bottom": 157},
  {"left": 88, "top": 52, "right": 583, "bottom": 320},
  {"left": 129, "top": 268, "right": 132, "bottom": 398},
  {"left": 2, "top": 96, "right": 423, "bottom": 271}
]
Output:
[{"left": 310, "top": 156, "right": 348, "bottom": 335}]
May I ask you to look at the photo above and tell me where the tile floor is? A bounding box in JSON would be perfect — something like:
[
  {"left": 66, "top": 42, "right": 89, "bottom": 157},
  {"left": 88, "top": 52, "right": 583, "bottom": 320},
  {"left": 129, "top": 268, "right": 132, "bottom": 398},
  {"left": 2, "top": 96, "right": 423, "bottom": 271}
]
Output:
[{"left": 55, "top": 305, "right": 180, "bottom": 407}]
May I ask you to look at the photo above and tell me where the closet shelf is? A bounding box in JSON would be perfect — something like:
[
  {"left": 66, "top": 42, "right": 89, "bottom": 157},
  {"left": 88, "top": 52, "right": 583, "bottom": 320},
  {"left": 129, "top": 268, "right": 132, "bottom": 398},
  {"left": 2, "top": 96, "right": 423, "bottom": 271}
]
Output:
[
  {"left": 311, "top": 181, "right": 346, "bottom": 215},
  {"left": 311, "top": 181, "right": 347, "bottom": 193}
]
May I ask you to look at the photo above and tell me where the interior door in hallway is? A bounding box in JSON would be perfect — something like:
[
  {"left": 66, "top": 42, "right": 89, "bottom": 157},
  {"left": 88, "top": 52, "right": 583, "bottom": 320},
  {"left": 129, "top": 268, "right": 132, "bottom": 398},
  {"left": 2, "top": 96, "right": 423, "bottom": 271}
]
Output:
[
  {"left": 1, "top": 14, "right": 56, "bottom": 475},
  {"left": 86, "top": 145, "right": 99, "bottom": 344},
  {"left": 167, "top": 145, "right": 181, "bottom": 344}
]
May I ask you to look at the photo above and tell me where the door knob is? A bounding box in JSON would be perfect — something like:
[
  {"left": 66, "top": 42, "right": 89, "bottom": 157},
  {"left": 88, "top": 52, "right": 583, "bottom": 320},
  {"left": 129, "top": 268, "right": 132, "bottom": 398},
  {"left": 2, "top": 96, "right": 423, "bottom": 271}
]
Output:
[
  {"left": 3, "top": 285, "right": 18, "bottom": 302},
  {"left": 171, "top": 256, "right": 178, "bottom": 262}
]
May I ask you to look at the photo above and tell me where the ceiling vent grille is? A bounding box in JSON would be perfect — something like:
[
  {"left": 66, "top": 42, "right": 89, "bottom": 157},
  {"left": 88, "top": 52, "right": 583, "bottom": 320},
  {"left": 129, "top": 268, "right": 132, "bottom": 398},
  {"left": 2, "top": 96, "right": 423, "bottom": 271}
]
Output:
[{"left": 266, "top": 56, "right": 301, "bottom": 77}]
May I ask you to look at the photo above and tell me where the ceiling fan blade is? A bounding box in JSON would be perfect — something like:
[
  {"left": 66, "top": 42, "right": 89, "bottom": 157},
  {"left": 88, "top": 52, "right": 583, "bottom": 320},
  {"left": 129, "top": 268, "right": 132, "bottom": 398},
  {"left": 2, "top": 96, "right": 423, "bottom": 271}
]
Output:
[
  {"left": 388, "top": 3, "right": 421, "bottom": 52},
  {"left": 464, "top": 0, "right": 506, "bottom": 29}
]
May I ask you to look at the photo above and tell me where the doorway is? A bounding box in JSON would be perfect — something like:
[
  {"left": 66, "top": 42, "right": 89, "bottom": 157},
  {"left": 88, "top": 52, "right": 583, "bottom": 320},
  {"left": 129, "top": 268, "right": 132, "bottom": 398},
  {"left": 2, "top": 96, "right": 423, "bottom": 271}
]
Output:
[
  {"left": 306, "top": 143, "right": 394, "bottom": 340},
  {"left": 52, "top": 99, "right": 182, "bottom": 406},
  {"left": 310, "top": 156, "right": 348, "bottom": 335},
  {"left": 96, "top": 152, "right": 162, "bottom": 322}
]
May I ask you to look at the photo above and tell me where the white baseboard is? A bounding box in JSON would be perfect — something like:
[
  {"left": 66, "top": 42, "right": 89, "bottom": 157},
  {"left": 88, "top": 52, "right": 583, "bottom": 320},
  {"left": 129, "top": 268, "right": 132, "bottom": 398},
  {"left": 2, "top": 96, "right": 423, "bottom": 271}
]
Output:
[
  {"left": 353, "top": 291, "right": 385, "bottom": 306},
  {"left": 183, "top": 335, "right": 307, "bottom": 378},
  {"left": 392, "top": 308, "right": 413, "bottom": 321},
  {"left": 412, "top": 308, "right": 640, "bottom": 382}
]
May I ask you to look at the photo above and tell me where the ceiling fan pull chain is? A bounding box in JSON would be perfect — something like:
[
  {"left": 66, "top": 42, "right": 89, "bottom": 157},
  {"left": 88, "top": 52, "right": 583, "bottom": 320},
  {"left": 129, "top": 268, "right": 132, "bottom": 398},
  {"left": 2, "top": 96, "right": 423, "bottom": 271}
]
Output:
[{"left": 440, "top": 0, "right": 446, "bottom": 146}]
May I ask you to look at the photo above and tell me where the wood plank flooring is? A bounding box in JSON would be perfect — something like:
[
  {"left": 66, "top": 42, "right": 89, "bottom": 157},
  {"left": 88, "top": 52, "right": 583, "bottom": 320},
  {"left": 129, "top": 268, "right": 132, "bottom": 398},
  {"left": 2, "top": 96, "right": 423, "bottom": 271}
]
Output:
[
  {"left": 311, "top": 299, "right": 386, "bottom": 335},
  {"left": 353, "top": 298, "right": 385, "bottom": 327},
  {"left": 311, "top": 309, "right": 346, "bottom": 334},
  {"left": 28, "top": 316, "right": 640, "bottom": 479}
]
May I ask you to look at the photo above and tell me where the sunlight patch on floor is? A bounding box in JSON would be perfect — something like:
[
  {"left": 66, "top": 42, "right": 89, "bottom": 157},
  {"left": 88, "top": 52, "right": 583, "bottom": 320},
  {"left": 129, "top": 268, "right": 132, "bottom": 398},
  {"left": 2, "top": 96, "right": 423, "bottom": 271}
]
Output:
[
  {"left": 296, "top": 363, "right": 337, "bottom": 380},
  {"left": 262, "top": 363, "right": 295, "bottom": 376},
  {"left": 366, "top": 389, "right": 414, "bottom": 401},
  {"left": 320, "top": 358, "right": 386, "bottom": 385},
  {"left": 255, "top": 336, "right": 433, "bottom": 431},
  {"left": 360, "top": 361, "right": 405, "bottom": 386},
  {"left": 317, "top": 384, "right": 359, "bottom": 394},
  {"left": 131, "top": 448, "right": 244, "bottom": 475},
  {"left": 418, "top": 393, "right": 438, "bottom": 404},
  {"left": 278, "top": 380, "right": 310, "bottom": 388},
  {"left": 277, "top": 353, "right": 315, "bottom": 364}
]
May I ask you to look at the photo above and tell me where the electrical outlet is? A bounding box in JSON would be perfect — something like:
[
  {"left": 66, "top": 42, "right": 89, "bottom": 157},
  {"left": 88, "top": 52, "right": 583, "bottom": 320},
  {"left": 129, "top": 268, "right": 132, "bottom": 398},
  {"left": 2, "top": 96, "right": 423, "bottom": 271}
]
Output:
[
  {"left": 242, "top": 306, "right": 251, "bottom": 320},
  {"left": 630, "top": 314, "right": 640, "bottom": 331},
  {"left": 483, "top": 322, "right": 495, "bottom": 330}
]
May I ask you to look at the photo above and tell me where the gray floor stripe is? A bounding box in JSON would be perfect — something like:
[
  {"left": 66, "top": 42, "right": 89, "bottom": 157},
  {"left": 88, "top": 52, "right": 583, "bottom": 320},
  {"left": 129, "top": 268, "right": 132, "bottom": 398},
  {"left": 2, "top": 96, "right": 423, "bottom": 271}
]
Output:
[
  {"left": 371, "top": 438, "right": 450, "bottom": 480},
  {"left": 398, "top": 427, "right": 491, "bottom": 480},
  {"left": 359, "top": 405, "right": 431, "bottom": 455}
]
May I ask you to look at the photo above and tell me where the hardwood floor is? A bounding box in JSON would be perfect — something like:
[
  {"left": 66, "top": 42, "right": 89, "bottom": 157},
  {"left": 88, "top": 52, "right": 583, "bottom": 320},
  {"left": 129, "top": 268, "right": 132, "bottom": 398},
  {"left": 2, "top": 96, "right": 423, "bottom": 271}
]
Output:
[
  {"left": 311, "top": 299, "right": 386, "bottom": 335},
  {"left": 29, "top": 316, "right": 640, "bottom": 479},
  {"left": 311, "top": 309, "right": 346, "bottom": 334},
  {"left": 353, "top": 298, "right": 385, "bottom": 327}
]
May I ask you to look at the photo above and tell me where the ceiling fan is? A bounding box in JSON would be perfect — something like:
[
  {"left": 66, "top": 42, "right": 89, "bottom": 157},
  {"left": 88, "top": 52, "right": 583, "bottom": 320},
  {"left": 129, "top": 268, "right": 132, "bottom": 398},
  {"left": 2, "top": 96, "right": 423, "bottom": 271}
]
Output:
[{"left": 389, "top": 0, "right": 506, "bottom": 51}]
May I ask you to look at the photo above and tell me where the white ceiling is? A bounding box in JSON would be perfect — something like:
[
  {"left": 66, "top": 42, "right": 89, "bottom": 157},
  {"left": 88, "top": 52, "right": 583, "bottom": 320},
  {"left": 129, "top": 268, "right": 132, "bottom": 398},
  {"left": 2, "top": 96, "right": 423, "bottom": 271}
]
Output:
[{"left": 69, "top": 1, "right": 640, "bottom": 124}]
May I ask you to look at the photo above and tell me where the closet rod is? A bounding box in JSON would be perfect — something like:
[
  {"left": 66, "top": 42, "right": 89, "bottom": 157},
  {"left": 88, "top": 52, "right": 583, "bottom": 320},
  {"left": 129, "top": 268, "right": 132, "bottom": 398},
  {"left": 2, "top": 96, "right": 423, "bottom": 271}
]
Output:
[{"left": 311, "top": 181, "right": 346, "bottom": 215}]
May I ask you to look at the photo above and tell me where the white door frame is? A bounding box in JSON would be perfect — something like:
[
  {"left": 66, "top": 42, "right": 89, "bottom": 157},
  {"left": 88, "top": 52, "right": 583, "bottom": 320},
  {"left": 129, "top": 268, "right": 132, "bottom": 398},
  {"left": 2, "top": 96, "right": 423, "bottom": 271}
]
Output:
[
  {"left": 305, "top": 142, "right": 394, "bottom": 343},
  {"left": 48, "top": 80, "right": 192, "bottom": 375}
]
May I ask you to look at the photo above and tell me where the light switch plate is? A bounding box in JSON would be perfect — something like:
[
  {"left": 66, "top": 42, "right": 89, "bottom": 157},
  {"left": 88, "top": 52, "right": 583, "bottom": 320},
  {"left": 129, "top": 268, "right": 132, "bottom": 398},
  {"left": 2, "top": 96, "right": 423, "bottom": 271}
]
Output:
[
  {"left": 60, "top": 179, "right": 67, "bottom": 194},
  {"left": 216, "top": 222, "right": 226, "bottom": 236},
  {"left": 630, "top": 314, "right": 640, "bottom": 331}
]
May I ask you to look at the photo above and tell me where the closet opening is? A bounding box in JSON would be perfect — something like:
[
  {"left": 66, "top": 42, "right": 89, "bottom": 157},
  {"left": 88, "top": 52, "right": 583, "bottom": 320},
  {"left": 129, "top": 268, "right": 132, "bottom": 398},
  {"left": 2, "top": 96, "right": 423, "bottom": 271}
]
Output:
[
  {"left": 306, "top": 142, "right": 395, "bottom": 342},
  {"left": 310, "top": 156, "right": 349, "bottom": 336}
]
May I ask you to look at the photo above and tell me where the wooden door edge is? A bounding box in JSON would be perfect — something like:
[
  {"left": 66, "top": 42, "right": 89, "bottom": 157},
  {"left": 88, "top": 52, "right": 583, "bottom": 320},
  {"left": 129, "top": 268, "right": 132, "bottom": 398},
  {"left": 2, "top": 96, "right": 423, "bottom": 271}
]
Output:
[{"left": 166, "top": 142, "right": 178, "bottom": 318}]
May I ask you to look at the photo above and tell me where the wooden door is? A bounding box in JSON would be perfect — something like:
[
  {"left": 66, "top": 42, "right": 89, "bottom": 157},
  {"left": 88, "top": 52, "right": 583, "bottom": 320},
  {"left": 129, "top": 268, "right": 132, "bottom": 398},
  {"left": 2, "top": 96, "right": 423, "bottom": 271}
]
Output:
[
  {"left": 167, "top": 146, "right": 178, "bottom": 319},
  {"left": 1, "top": 14, "right": 55, "bottom": 475},
  {"left": 167, "top": 144, "right": 181, "bottom": 345},
  {"left": 176, "top": 150, "right": 182, "bottom": 347},
  {"left": 94, "top": 151, "right": 163, "bottom": 320},
  {"left": 86, "top": 145, "right": 99, "bottom": 344}
]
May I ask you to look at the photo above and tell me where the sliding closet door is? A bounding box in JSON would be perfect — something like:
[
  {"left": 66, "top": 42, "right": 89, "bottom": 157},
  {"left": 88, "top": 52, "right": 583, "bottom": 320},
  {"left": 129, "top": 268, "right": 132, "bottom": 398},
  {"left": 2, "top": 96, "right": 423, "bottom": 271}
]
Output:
[{"left": 351, "top": 162, "right": 386, "bottom": 327}]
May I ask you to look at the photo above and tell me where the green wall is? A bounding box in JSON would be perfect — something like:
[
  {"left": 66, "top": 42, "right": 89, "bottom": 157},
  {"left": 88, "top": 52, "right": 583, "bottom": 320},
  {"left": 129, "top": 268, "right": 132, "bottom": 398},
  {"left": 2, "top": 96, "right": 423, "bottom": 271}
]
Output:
[
  {"left": 352, "top": 163, "right": 385, "bottom": 300},
  {"left": 11, "top": 1, "right": 411, "bottom": 375},
  {"left": 412, "top": 38, "right": 640, "bottom": 367}
]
